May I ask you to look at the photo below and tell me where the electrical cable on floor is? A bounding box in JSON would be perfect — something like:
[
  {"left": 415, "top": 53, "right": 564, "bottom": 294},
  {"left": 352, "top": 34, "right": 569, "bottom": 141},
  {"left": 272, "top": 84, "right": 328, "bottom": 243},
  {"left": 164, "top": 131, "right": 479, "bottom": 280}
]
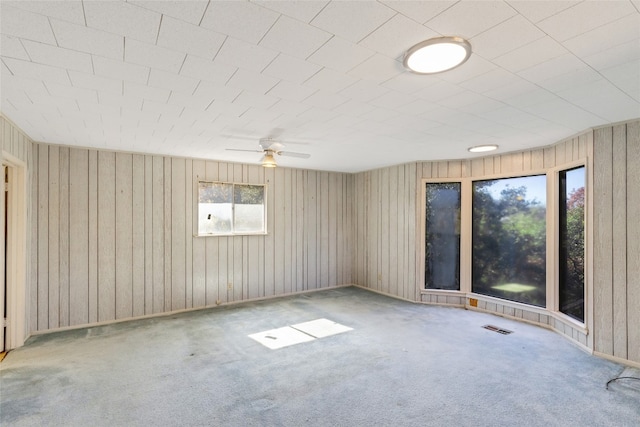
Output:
[{"left": 606, "top": 376, "right": 640, "bottom": 390}]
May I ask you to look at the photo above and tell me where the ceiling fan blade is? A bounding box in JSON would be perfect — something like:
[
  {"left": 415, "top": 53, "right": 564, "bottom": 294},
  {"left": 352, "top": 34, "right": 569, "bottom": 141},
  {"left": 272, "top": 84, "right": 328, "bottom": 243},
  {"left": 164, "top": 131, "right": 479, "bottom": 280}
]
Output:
[
  {"left": 225, "top": 148, "right": 262, "bottom": 153},
  {"left": 278, "top": 151, "right": 310, "bottom": 159}
]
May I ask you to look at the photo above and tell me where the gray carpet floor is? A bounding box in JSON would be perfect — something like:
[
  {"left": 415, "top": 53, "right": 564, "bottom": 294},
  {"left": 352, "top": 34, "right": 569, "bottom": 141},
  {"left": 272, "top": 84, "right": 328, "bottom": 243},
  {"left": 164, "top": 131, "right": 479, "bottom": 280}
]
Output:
[{"left": 1, "top": 286, "right": 639, "bottom": 426}]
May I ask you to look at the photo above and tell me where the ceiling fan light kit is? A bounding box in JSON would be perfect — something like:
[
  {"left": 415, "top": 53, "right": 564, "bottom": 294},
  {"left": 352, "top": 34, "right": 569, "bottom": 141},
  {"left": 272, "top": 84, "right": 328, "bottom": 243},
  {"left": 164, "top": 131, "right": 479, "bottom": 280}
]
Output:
[
  {"left": 403, "top": 36, "right": 472, "bottom": 74},
  {"left": 261, "top": 151, "right": 277, "bottom": 168},
  {"left": 225, "top": 136, "right": 311, "bottom": 168}
]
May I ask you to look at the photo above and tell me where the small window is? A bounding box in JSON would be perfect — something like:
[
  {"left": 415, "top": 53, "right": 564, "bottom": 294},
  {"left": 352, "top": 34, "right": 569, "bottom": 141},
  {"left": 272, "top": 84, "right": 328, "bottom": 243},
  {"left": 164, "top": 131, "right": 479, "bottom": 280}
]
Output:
[
  {"left": 425, "top": 182, "right": 461, "bottom": 290},
  {"left": 559, "top": 166, "right": 585, "bottom": 322},
  {"left": 198, "top": 182, "right": 266, "bottom": 236}
]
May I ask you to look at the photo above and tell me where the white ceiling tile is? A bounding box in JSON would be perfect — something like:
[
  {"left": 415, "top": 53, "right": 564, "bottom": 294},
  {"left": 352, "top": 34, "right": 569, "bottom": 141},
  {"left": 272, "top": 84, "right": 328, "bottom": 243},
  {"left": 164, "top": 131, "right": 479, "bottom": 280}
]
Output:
[
  {"left": 1, "top": 35, "right": 30, "bottom": 60},
  {"left": 125, "top": 38, "right": 186, "bottom": 73},
  {"left": 494, "top": 36, "right": 568, "bottom": 73},
  {"left": 338, "top": 80, "right": 389, "bottom": 103},
  {"left": 215, "top": 37, "right": 278, "bottom": 72},
  {"left": 200, "top": 1, "right": 279, "bottom": 44},
  {"left": 601, "top": 59, "right": 640, "bottom": 101},
  {"left": 358, "top": 14, "right": 438, "bottom": 59},
  {"left": 252, "top": 0, "right": 329, "bottom": 23},
  {"left": 393, "top": 98, "right": 439, "bottom": 116},
  {"left": 425, "top": 1, "right": 517, "bottom": 39},
  {"left": 167, "top": 90, "right": 214, "bottom": 111},
  {"left": 460, "top": 68, "right": 523, "bottom": 94},
  {"left": 347, "top": 54, "right": 404, "bottom": 84},
  {"left": 310, "top": 1, "right": 396, "bottom": 43},
  {"left": 21, "top": 40, "right": 93, "bottom": 73},
  {"left": 2, "top": 57, "right": 71, "bottom": 85},
  {"left": 503, "top": 87, "right": 558, "bottom": 109},
  {"left": 302, "top": 90, "right": 347, "bottom": 109},
  {"left": 50, "top": 18, "right": 124, "bottom": 61},
  {"left": 562, "top": 14, "right": 640, "bottom": 58},
  {"left": 381, "top": 72, "right": 438, "bottom": 94},
  {"left": 259, "top": 14, "right": 332, "bottom": 59},
  {"left": 517, "top": 53, "right": 585, "bottom": 84},
  {"left": 415, "top": 80, "right": 465, "bottom": 102},
  {"left": 482, "top": 79, "right": 539, "bottom": 102},
  {"left": 44, "top": 82, "right": 98, "bottom": 104},
  {"left": 506, "top": 1, "right": 580, "bottom": 23},
  {"left": 233, "top": 91, "right": 279, "bottom": 109},
  {"left": 558, "top": 78, "right": 640, "bottom": 121},
  {"left": 157, "top": 16, "right": 225, "bottom": 60},
  {"left": 98, "top": 91, "right": 144, "bottom": 110},
  {"left": 537, "top": 0, "right": 637, "bottom": 42},
  {"left": 266, "top": 80, "right": 317, "bottom": 102},
  {"left": 5, "top": 0, "right": 85, "bottom": 25},
  {"left": 332, "top": 100, "right": 377, "bottom": 117},
  {"left": 0, "top": 4, "right": 56, "bottom": 44},
  {"left": 83, "top": 1, "right": 162, "bottom": 44},
  {"left": 142, "top": 99, "right": 183, "bottom": 116},
  {"left": 206, "top": 100, "right": 250, "bottom": 117},
  {"left": 523, "top": 98, "right": 607, "bottom": 130},
  {"left": 307, "top": 37, "right": 375, "bottom": 73},
  {"left": 180, "top": 55, "right": 236, "bottom": 84},
  {"left": 435, "top": 55, "right": 497, "bottom": 84},
  {"left": 262, "top": 53, "right": 322, "bottom": 83},
  {"left": 303, "top": 68, "right": 356, "bottom": 92},
  {"left": 380, "top": 1, "right": 457, "bottom": 25},
  {"left": 68, "top": 70, "right": 122, "bottom": 93},
  {"left": 582, "top": 39, "right": 640, "bottom": 71},
  {"left": 537, "top": 67, "right": 602, "bottom": 94},
  {"left": 369, "top": 90, "right": 418, "bottom": 110},
  {"left": 226, "top": 68, "right": 279, "bottom": 94},
  {"left": 470, "top": 15, "right": 545, "bottom": 60},
  {"left": 192, "top": 81, "right": 242, "bottom": 103},
  {"left": 148, "top": 69, "right": 200, "bottom": 94},
  {"left": 241, "top": 107, "right": 282, "bottom": 122},
  {"left": 93, "top": 55, "right": 150, "bottom": 84},
  {"left": 436, "top": 90, "right": 488, "bottom": 109},
  {"left": 268, "top": 99, "right": 311, "bottom": 116},
  {"left": 296, "top": 106, "right": 338, "bottom": 122},
  {"left": 123, "top": 81, "right": 170, "bottom": 103},
  {"left": 129, "top": 1, "right": 209, "bottom": 25}
]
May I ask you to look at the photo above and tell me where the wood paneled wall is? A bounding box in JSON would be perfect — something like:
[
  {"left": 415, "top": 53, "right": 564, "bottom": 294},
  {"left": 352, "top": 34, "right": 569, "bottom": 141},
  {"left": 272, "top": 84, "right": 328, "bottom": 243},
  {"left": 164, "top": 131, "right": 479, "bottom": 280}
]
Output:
[
  {"left": 592, "top": 120, "right": 640, "bottom": 364},
  {"left": 352, "top": 163, "right": 418, "bottom": 301},
  {"left": 30, "top": 144, "right": 353, "bottom": 332}
]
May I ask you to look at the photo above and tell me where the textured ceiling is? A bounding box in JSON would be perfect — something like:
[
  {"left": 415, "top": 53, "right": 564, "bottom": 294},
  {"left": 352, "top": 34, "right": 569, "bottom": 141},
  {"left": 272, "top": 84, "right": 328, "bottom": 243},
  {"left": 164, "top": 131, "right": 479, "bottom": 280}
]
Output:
[{"left": 1, "top": 0, "right": 639, "bottom": 172}]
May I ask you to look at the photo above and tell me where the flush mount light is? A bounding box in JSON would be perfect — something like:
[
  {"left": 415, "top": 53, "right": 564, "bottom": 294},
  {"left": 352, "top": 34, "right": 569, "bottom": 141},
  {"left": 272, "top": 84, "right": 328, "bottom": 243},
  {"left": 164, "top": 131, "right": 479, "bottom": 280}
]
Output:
[
  {"left": 468, "top": 144, "right": 499, "bottom": 153},
  {"left": 261, "top": 151, "right": 277, "bottom": 168},
  {"left": 403, "top": 36, "right": 472, "bottom": 74}
]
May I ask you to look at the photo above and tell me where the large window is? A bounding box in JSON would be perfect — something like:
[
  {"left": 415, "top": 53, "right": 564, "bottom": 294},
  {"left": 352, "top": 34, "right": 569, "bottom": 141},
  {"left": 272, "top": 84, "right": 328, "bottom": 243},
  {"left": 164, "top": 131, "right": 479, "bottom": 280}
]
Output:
[
  {"left": 425, "top": 182, "right": 461, "bottom": 290},
  {"left": 198, "top": 182, "right": 266, "bottom": 236},
  {"left": 559, "top": 166, "right": 585, "bottom": 322},
  {"left": 472, "top": 175, "right": 547, "bottom": 306}
]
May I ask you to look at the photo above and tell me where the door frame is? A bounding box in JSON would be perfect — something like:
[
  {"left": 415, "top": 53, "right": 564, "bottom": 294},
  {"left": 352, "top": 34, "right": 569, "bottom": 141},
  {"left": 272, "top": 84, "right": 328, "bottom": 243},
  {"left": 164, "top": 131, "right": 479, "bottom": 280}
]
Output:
[{"left": 2, "top": 152, "right": 27, "bottom": 350}]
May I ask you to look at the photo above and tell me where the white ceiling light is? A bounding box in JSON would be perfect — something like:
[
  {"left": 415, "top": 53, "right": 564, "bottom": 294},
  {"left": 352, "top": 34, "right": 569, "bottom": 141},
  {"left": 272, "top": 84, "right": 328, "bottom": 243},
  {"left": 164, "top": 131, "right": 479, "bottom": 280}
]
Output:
[
  {"left": 403, "top": 36, "right": 472, "bottom": 74},
  {"left": 261, "top": 151, "right": 277, "bottom": 168},
  {"left": 468, "top": 144, "right": 499, "bottom": 153}
]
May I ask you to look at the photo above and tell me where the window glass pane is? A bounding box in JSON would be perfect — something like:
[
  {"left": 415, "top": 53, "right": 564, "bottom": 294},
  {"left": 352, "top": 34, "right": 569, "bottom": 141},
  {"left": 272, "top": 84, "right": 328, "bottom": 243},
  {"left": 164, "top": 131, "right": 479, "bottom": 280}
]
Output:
[
  {"left": 234, "top": 184, "right": 265, "bottom": 233},
  {"left": 472, "top": 175, "right": 547, "bottom": 306},
  {"left": 425, "top": 183, "right": 461, "bottom": 290},
  {"left": 198, "top": 182, "right": 233, "bottom": 234},
  {"left": 559, "top": 166, "right": 585, "bottom": 322}
]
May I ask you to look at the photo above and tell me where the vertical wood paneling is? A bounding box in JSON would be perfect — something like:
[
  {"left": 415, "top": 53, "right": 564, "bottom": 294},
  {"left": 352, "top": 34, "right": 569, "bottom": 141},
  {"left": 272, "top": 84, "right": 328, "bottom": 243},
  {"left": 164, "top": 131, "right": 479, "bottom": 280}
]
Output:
[
  {"left": 593, "top": 127, "right": 614, "bottom": 355},
  {"left": 283, "top": 168, "right": 293, "bottom": 293},
  {"left": 115, "top": 153, "right": 133, "bottom": 319},
  {"left": 59, "top": 147, "right": 70, "bottom": 327},
  {"left": 88, "top": 150, "right": 98, "bottom": 323},
  {"left": 37, "top": 144, "right": 48, "bottom": 330},
  {"left": 328, "top": 173, "right": 338, "bottom": 287},
  {"left": 611, "top": 125, "right": 627, "bottom": 358},
  {"left": 185, "top": 159, "right": 193, "bottom": 309},
  {"left": 69, "top": 148, "right": 88, "bottom": 326},
  {"left": 192, "top": 160, "right": 206, "bottom": 307},
  {"left": 388, "top": 167, "right": 398, "bottom": 296},
  {"left": 97, "top": 151, "right": 116, "bottom": 322},
  {"left": 295, "top": 169, "right": 305, "bottom": 292},
  {"left": 144, "top": 156, "right": 153, "bottom": 314},
  {"left": 320, "top": 172, "right": 330, "bottom": 287},
  {"left": 171, "top": 158, "right": 186, "bottom": 311},
  {"left": 164, "top": 157, "right": 172, "bottom": 311},
  {"left": 248, "top": 166, "right": 262, "bottom": 299},
  {"left": 152, "top": 156, "right": 164, "bottom": 313},
  {"left": 626, "top": 121, "right": 640, "bottom": 363},
  {"left": 205, "top": 161, "right": 218, "bottom": 305},
  {"left": 305, "top": 170, "right": 317, "bottom": 290},
  {"left": 132, "top": 154, "right": 145, "bottom": 317},
  {"left": 48, "top": 146, "right": 59, "bottom": 328},
  {"left": 232, "top": 164, "right": 243, "bottom": 301},
  {"left": 273, "top": 167, "right": 285, "bottom": 295},
  {"left": 30, "top": 142, "right": 38, "bottom": 331},
  {"left": 216, "top": 162, "right": 228, "bottom": 304}
]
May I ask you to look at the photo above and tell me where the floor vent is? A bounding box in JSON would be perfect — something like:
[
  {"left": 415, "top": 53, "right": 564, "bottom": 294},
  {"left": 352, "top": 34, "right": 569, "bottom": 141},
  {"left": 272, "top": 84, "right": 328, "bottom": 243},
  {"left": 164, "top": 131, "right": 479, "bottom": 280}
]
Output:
[{"left": 482, "top": 325, "right": 513, "bottom": 335}]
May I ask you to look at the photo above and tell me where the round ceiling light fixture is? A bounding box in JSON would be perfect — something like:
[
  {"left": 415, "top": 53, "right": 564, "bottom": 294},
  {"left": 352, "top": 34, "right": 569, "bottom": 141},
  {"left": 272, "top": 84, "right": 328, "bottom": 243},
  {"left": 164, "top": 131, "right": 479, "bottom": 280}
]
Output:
[
  {"left": 468, "top": 144, "right": 499, "bottom": 153},
  {"left": 403, "top": 36, "right": 472, "bottom": 74}
]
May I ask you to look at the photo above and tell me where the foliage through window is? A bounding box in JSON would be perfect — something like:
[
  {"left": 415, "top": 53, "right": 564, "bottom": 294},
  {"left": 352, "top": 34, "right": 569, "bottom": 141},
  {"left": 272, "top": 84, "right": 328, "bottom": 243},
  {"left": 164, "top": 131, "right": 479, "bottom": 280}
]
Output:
[
  {"left": 425, "top": 182, "right": 461, "bottom": 290},
  {"left": 198, "top": 182, "right": 265, "bottom": 235},
  {"left": 472, "top": 175, "right": 547, "bottom": 307},
  {"left": 559, "top": 167, "right": 585, "bottom": 322}
]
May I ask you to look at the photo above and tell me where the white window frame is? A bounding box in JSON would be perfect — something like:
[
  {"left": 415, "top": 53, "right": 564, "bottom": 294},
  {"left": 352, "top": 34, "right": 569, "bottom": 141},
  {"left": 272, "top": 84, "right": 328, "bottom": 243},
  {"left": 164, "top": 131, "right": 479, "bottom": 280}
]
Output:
[{"left": 197, "top": 181, "right": 267, "bottom": 237}]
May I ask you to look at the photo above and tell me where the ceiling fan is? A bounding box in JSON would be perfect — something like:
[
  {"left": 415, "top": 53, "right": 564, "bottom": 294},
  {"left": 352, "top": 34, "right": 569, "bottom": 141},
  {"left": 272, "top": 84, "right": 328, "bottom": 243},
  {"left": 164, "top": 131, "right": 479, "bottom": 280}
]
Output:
[{"left": 225, "top": 138, "right": 311, "bottom": 168}]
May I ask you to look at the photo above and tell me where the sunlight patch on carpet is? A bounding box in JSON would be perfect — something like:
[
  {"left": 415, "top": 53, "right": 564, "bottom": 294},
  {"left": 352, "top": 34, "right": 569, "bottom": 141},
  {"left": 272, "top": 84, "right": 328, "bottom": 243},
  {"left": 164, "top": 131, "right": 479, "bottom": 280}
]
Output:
[{"left": 249, "top": 318, "right": 352, "bottom": 349}]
